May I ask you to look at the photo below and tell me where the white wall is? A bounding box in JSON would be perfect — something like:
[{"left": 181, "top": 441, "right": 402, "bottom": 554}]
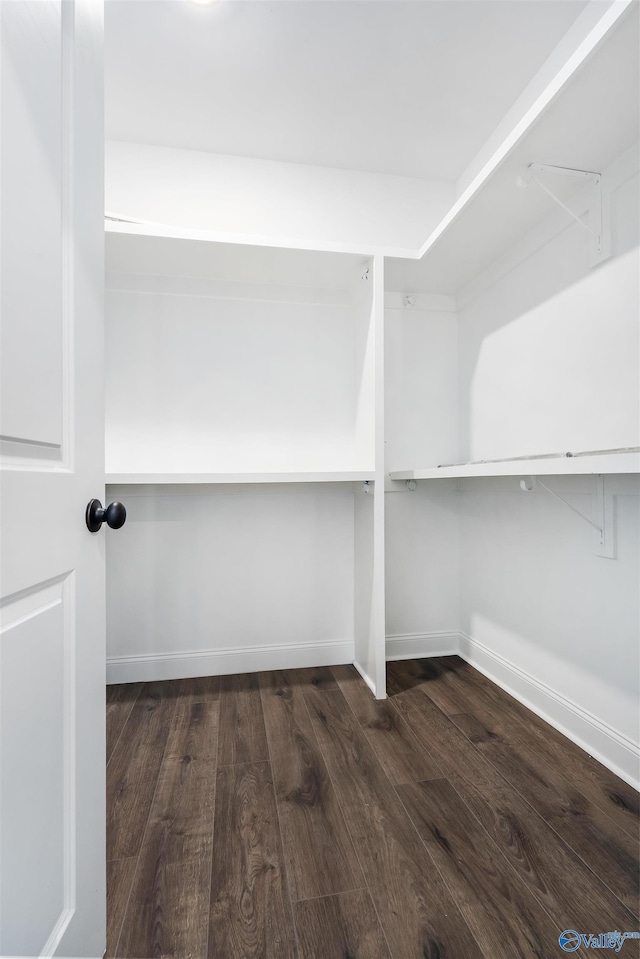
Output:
[
  {"left": 105, "top": 235, "right": 375, "bottom": 474},
  {"left": 456, "top": 166, "right": 640, "bottom": 785},
  {"left": 106, "top": 484, "right": 355, "bottom": 682},
  {"left": 459, "top": 235, "right": 639, "bottom": 462},
  {"left": 105, "top": 287, "right": 359, "bottom": 473},
  {"left": 105, "top": 140, "right": 454, "bottom": 256},
  {"left": 385, "top": 298, "right": 459, "bottom": 471},
  {"left": 458, "top": 475, "right": 640, "bottom": 784},
  {"left": 385, "top": 482, "right": 460, "bottom": 652},
  {"left": 384, "top": 300, "right": 461, "bottom": 653}
]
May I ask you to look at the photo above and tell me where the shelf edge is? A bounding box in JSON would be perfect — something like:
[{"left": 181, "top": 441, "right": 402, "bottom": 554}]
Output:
[
  {"left": 389, "top": 452, "right": 640, "bottom": 480},
  {"left": 105, "top": 471, "right": 377, "bottom": 485}
]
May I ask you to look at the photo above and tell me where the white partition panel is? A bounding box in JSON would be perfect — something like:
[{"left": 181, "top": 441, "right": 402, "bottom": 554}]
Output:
[{"left": 353, "top": 256, "right": 386, "bottom": 698}]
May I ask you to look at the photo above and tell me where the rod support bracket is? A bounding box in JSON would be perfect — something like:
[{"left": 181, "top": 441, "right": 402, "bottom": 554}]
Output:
[
  {"left": 518, "top": 473, "right": 615, "bottom": 557},
  {"left": 519, "top": 163, "right": 610, "bottom": 266}
]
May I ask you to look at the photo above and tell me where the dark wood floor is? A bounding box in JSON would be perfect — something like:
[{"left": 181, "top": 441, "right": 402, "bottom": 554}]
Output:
[{"left": 106, "top": 657, "right": 640, "bottom": 958}]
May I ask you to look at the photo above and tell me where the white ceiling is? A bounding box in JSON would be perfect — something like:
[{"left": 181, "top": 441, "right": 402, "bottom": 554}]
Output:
[{"left": 105, "top": 0, "right": 589, "bottom": 183}]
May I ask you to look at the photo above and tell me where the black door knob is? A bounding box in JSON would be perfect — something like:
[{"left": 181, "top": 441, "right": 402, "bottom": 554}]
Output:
[{"left": 86, "top": 499, "right": 126, "bottom": 532}]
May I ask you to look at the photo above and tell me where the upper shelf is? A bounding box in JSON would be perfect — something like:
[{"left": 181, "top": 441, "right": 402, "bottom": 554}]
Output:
[
  {"left": 389, "top": 450, "right": 640, "bottom": 480},
  {"left": 106, "top": 471, "right": 375, "bottom": 485},
  {"left": 385, "top": 4, "right": 639, "bottom": 296}
]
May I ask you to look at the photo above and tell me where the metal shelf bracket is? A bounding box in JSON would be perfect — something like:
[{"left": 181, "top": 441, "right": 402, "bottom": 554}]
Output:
[
  {"left": 520, "top": 474, "right": 615, "bottom": 557},
  {"left": 384, "top": 478, "right": 417, "bottom": 493},
  {"left": 518, "top": 163, "right": 610, "bottom": 266}
]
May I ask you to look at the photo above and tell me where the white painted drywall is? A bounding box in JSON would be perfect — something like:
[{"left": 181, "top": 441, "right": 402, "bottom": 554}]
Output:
[
  {"left": 384, "top": 300, "right": 461, "bottom": 647},
  {"left": 458, "top": 173, "right": 640, "bottom": 463},
  {"left": 456, "top": 166, "right": 640, "bottom": 784},
  {"left": 106, "top": 484, "right": 355, "bottom": 682},
  {"left": 105, "top": 140, "right": 454, "bottom": 256},
  {"left": 385, "top": 302, "right": 459, "bottom": 472},
  {"left": 385, "top": 482, "right": 461, "bottom": 639},
  {"left": 105, "top": 285, "right": 367, "bottom": 475},
  {"left": 458, "top": 474, "right": 640, "bottom": 782}
]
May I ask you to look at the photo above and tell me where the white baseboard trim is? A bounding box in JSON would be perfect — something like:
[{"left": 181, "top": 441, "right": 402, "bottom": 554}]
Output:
[
  {"left": 458, "top": 631, "right": 640, "bottom": 792},
  {"left": 107, "top": 639, "right": 354, "bottom": 685},
  {"left": 385, "top": 631, "right": 459, "bottom": 661},
  {"left": 353, "top": 660, "right": 378, "bottom": 698},
  {"left": 108, "top": 629, "right": 639, "bottom": 790}
]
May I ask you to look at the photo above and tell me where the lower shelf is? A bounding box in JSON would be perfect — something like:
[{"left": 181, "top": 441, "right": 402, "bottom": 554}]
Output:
[{"left": 105, "top": 470, "right": 375, "bottom": 485}]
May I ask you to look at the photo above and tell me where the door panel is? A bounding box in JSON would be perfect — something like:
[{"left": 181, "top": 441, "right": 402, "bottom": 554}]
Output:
[
  {"left": 0, "top": 1, "right": 105, "bottom": 956},
  {"left": 0, "top": 0, "right": 64, "bottom": 449},
  {"left": 1, "top": 578, "right": 70, "bottom": 955}
]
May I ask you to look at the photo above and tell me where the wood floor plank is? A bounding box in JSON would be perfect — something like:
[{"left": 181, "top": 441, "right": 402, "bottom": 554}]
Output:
[
  {"left": 218, "top": 673, "right": 269, "bottom": 766},
  {"left": 116, "top": 697, "right": 219, "bottom": 956},
  {"left": 182, "top": 674, "right": 221, "bottom": 703},
  {"left": 294, "top": 890, "right": 391, "bottom": 959},
  {"left": 386, "top": 658, "right": 463, "bottom": 714},
  {"left": 259, "top": 669, "right": 364, "bottom": 902},
  {"left": 107, "top": 684, "right": 177, "bottom": 860},
  {"left": 164, "top": 699, "right": 220, "bottom": 761},
  {"left": 389, "top": 679, "right": 637, "bottom": 934},
  {"left": 419, "top": 656, "right": 640, "bottom": 841},
  {"left": 106, "top": 858, "right": 137, "bottom": 958},
  {"left": 286, "top": 665, "right": 339, "bottom": 692},
  {"left": 331, "top": 663, "right": 443, "bottom": 785},
  {"left": 119, "top": 855, "right": 213, "bottom": 959},
  {"left": 302, "top": 687, "right": 485, "bottom": 959},
  {"left": 109, "top": 683, "right": 178, "bottom": 782},
  {"left": 106, "top": 682, "right": 142, "bottom": 764},
  {"left": 107, "top": 771, "right": 163, "bottom": 863},
  {"left": 396, "top": 778, "right": 566, "bottom": 959},
  {"left": 451, "top": 710, "right": 639, "bottom": 916},
  {"left": 208, "top": 761, "right": 297, "bottom": 959}
]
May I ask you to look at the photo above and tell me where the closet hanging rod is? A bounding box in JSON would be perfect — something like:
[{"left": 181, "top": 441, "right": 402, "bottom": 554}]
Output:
[{"left": 435, "top": 447, "right": 640, "bottom": 469}]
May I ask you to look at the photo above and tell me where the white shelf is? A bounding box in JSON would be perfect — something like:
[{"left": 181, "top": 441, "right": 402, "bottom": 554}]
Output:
[
  {"left": 106, "top": 470, "right": 376, "bottom": 485},
  {"left": 389, "top": 451, "right": 640, "bottom": 480}
]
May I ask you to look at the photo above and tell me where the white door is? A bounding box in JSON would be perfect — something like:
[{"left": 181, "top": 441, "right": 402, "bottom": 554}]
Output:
[{"left": 0, "top": 1, "right": 106, "bottom": 956}]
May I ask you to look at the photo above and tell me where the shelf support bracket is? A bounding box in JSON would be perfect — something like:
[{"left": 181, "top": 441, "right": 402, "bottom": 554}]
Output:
[
  {"left": 519, "top": 163, "right": 610, "bottom": 266},
  {"left": 384, "top": 477, "right": 417, "bottom": 493},
  {"left": 519, "top": 474, "right": 614, "bottom": 557}
]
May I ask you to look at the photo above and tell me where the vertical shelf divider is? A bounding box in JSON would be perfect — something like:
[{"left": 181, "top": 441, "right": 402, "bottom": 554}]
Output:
[{"left": 353, "top": 255, "right": 387, "bottom": 698}]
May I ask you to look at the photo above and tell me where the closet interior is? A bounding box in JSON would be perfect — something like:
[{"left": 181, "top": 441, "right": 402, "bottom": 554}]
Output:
[{"left": 105, "top": 5, "right": 639, "bottom": 786}]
